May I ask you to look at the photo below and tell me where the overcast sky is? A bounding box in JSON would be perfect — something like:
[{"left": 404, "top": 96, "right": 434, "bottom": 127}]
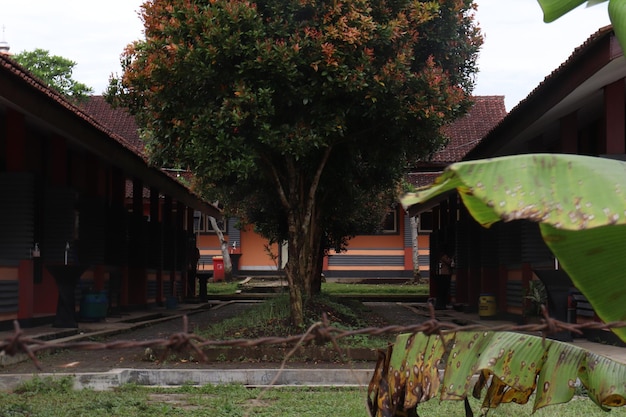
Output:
[{"left": 2, "top": 0, "right": 612, "bottom": 110}]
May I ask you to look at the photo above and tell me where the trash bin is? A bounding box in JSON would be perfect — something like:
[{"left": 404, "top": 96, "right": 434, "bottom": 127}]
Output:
[
  {"left": 166, "top": 295, "right": 178, "bottom": 310},
  {"left": 80, "top": 290, "right": 108, "bottom": 321},
  {"left": 479, "top": 294, "right": 496, "bottom": 319},
  {"left": 213, "top": 256, "right": 224, "bottom": 282}
]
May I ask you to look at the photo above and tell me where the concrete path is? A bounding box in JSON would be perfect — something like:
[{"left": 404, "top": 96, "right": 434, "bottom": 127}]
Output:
[{"left": 0, "top": 368, "right": 374, "bottom": 391}]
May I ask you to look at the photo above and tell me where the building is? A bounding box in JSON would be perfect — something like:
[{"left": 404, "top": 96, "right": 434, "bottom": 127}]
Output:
[
  {"left": 0, "top": 53, "right": 219, "bottom": 329},
  {"left": 81, "top": 94, "right": 506, "bottom": 285},
  {"left": 405, "top": 26, "right": 626, "bottom": 335},
  {"left": 323, "top": 96, "right": 506, "bottom": 282}
]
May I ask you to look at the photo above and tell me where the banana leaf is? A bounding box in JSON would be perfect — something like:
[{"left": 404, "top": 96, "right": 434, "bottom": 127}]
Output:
[
  {"left": 537, "top": 0, "right": 591, "bottom": 22},
  {"left": 401, "top": 154, "right": 626, "bottom": 342},
  {"left": 368, "top": 330, "right": 626, "bottom": 416},
  {"left": 535, "top": 0, "right": 626, "bottom": 61}
]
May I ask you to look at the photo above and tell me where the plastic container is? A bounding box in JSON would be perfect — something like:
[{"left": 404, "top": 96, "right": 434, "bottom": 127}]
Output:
[
  {"left": 479, "top": 294, "right": 496, "bottom": 319},
  {"left": 80, "top": 290, "right": 108, "bottom": 321},
  {"left": 213, "top": 256, "right": 224, "bottom": 281}
]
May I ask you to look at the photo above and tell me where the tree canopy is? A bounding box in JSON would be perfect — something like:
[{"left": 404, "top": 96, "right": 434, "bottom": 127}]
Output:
[
  {"left": 12, "top": 48, "right": 93, "bottom": 101},
  {"left": 107, "top": 0, "right": 482, "bottom": 325}
]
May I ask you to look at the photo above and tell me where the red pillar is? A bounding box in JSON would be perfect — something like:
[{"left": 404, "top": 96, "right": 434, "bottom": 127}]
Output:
[
  {"left": 604, "top": 79, "right": 626, "bottom": 155},
  {"left": 6, "top": 109, "right": 26, "bottom": 172},
  {"left": 18, "top": 260, "right": 34, "bottom": 320}
]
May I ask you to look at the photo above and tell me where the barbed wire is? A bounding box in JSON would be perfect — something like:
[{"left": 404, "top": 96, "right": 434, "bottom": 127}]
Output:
[{"left": 2, "top": 305, "right": 626, "bottom": 371}]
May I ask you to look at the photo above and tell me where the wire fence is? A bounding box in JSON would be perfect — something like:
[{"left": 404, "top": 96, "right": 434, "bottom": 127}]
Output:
[{"left": 2, "top": 305, "right": 626, "bottom": 371}]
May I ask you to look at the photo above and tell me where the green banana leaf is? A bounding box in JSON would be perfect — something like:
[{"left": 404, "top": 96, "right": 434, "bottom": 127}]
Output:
[
  {"left": 401, "top": 154, "right": 626, "bottom": 342},
  {"left": 368, "top": 330, "right": 626, "bottom": 415},
  {"left": 535, "top": 0, "right": 626, "bottom": 61},
  {"left": 609, "top": 0, "right": 626, "bottom": 53},
  {"left": 537, "top": 0, "right": 591, "bottom": 22}
]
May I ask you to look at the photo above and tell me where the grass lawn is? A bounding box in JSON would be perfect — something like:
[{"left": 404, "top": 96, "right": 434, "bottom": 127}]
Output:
[
  {"left": 2, "top": 377, "right": 625, "bottom": 417},
  {"left": 197, "top": 293, "right": 393, "bottom": 349},
  {"left": 322, "top": 281, "right": 428, "bottom": 296},
  {"left": 205, "top": 280, "right": 429, "bottom": 296},
  {"left": 198, "top": 281, "right": 426, "bottom": 350}
]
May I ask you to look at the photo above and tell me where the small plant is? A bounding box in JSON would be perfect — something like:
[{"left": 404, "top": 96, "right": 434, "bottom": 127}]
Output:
[
  {"left": 524, "top": 279, "right": 548, "bottom": 317},
  {"left": 13, "top": 376, "right": 73, "bottom": 395}
]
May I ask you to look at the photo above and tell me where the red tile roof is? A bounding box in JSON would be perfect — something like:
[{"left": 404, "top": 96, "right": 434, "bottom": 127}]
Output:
[
  {"left": 0, "top": 55, "right": 141, "bottom": 157},
  {"left": 79, "top": 96, "right": 145, "bottom": 154},
  {"left": 406, "top": 172, "right": 442, "bottom": 188},
  {"left": 81, "top": 97, "right": 197, "bottom": 200},
  {"left": 435, "top": 95, "right": 507, "bottom": 163},
  {"left": 405, "top": 96, "right": 507, "bottom": 188}
]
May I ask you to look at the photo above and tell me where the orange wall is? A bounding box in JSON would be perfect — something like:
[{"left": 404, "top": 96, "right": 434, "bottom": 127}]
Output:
[
  {"left": 342, "top": 232, "right": 404, "bottom": 249},
  {"left": 196, "top": 226, "right": 279, "bottom": 272},
  {"left": 240, "top": 225, "right": 279, "bottom": 270},
  {"left": 193, "top": 212, "right": 431, "bottom": 277}
]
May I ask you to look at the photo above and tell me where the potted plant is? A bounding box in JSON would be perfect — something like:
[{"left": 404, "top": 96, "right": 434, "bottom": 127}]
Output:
[{"left": 524, "top": 279, "right": 548, "bottom": 322}]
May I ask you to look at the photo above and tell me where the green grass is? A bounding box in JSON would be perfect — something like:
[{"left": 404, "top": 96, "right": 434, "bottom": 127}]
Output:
[
  {"left": 322, "top": 281, "right": 428, "bottom": 296},
  {"left": 206, "top": 281, "right": 240, "bottom": 294},
  {"left": 197, "top": 293, "right": 392, "bottom": 349},
  {"left": 201, "top": 295, "right": 292, "bottom": 339},
  {"left": 2, "top": 377, "right": 625, "bottom": 416},
  {"left": 205, "top": 280, "right": 428, "bottom": 296}
]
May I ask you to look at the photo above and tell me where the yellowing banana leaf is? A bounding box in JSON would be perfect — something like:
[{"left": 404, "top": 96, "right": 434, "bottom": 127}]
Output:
[
  {"left": 368, "top": 347, "right": 391, "bottom": 416},
  {"left": 403, "top": 331, "right": 446, "bottom": 408},
  {"left": 401, "top": 153, "right": 626, "bottom": 342},
  {"left": 579, "top": 350, "right": 626, "bottom": 409},
  {"left": 368, "top": 331, "right": 626, "bottom": 415},
  {"left": 370, "top": 332, "right": 447, "bottom": 416}
]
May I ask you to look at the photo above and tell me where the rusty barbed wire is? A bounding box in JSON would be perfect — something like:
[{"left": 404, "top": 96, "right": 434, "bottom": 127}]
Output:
[{"left": 2, "top": 304, "right": 626, "bottom": 371}]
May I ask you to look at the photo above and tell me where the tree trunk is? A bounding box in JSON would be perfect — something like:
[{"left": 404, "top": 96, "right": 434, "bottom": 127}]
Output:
[
  {"left": 311, "top": 245, "right": 325, "bottom": 294},
  {"left": 209, "top": 216, "right": 233, "bottom": 281},
  {"left": 276, "top": 148, "right": 332, "bottom": 327},
  {"left": 284, "top": 209, "right": 324, "bottom": 327},
  {"left": 410, "top": 216, "right": 421, "bottom": 282}
]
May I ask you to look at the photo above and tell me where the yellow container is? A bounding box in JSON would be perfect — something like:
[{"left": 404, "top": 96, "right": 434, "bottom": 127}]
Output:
[{"left": 479, "top": 294, "right": 496, "bottom": 318}]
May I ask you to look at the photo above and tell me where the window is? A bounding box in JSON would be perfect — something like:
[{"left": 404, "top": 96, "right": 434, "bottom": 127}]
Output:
[
  {"left": 193, "top": 211, "right": 227, "bottom": 234},
  {"left": 380, "top": 209, "right": 397, "bottom": 234},
  {"left": 193, "top": 212, "right": 204, "bottom": 232},
  {"left": 418, "top": 211, "right": 433, "bottom": 233}
]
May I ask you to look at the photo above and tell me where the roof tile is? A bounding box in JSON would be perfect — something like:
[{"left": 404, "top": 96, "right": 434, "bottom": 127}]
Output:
[{"left": 434, "top": 95, "right": 507, "bottom": 163}]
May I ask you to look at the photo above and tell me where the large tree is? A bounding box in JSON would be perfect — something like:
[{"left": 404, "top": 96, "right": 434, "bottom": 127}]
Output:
[
  {"left": 107, "top": 0, "right": 482, "bottom": 326},
  {"left": 12, "top": 49, "right": 93, "bottom": 101}
]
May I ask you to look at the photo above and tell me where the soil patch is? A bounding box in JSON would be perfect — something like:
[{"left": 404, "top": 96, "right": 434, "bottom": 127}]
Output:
[{"left": 0, "top": 301, "right": 425, "bottom": 374}]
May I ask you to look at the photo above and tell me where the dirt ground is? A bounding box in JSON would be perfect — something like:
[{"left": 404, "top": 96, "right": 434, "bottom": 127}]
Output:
[{"left": 0, "top": 301, "right": 425, "bottom": 374}]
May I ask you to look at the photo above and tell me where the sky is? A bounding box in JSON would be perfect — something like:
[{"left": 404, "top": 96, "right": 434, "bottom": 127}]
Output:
[{"left": 2, "top": 0, "right": 612, "bottom": 111}]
